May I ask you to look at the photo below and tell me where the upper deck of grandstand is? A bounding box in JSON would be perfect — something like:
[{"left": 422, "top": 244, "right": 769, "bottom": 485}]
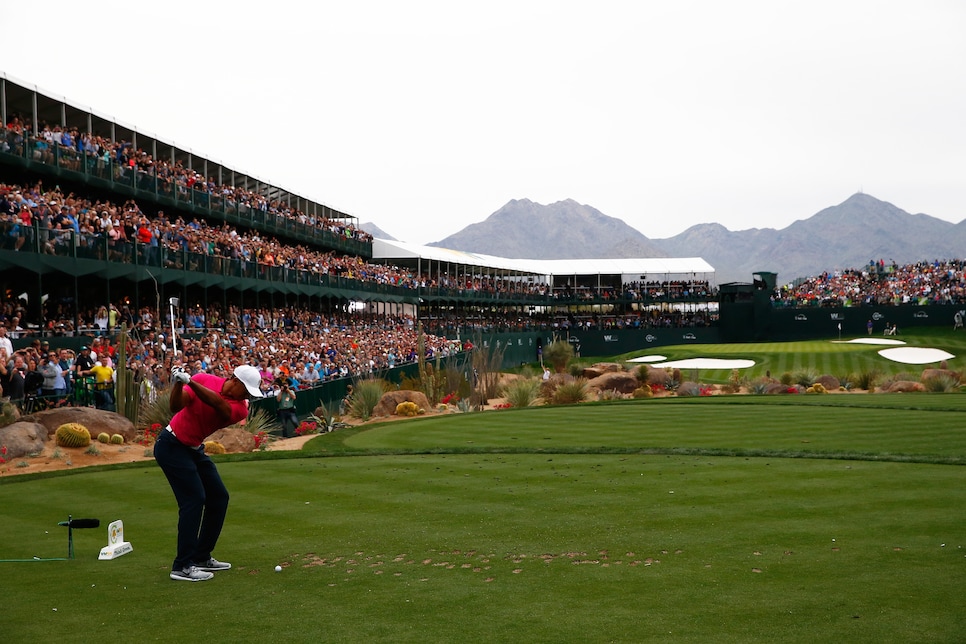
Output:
[{"left": 0, "top": 72, "right": 371, "bottom": 257}]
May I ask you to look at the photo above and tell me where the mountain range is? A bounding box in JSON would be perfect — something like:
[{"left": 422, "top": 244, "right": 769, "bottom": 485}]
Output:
[{"left": 363, "top": 193, "right": 964, "bottom": 285}]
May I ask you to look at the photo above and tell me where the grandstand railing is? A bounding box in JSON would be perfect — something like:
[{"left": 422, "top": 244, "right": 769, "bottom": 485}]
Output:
[
  {"left": 0, "top": 222, "right": 719, "bottom": 308},
  {"left": 0, "top": 139, "right": 370, "bottom": 257}
]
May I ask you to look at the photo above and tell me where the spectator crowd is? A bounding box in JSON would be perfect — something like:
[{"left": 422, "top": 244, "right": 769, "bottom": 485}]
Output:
[{"left": 772, "top": 259, "right": 966, "bottom": 307}]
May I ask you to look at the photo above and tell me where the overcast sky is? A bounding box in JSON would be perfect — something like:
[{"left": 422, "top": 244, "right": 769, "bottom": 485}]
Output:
[{"left": 3, "top": 0, "right": 964, "bottom": 245}]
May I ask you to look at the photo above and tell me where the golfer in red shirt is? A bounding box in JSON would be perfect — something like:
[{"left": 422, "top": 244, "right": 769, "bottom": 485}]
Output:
[{"left": 155, "top": 365, "right": 263, "bottom": 582}]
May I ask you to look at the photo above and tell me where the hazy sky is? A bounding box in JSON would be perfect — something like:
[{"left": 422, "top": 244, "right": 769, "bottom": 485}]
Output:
[{"left": 3, "top": 0, "right": 964, "bottom": 245}]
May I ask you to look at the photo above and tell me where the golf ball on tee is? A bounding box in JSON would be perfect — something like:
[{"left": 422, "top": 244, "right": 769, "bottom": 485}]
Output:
[{"left": 275, "top": 565, "right": 282, "bottom": 572}]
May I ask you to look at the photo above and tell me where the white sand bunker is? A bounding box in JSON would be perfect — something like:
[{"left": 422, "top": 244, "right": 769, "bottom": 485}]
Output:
[
  {"left": 877, "top": 347, "right": 955, "bottom": 365},
  {"left": 627, "top": 355, "right": 667, "bottom": 363},
  {"left": 649, "top": 358, "right": 756, "bottom": 369},
  {"left": 832, "top": 338, "right": 906, "bottom": 346}
]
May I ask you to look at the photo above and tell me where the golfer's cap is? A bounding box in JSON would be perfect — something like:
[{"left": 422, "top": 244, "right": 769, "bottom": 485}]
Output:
[{"left": 233, "top": 365, "right": 263, "bottom": 398}]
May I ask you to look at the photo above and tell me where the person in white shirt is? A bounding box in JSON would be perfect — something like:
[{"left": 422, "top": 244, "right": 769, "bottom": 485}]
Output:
[{"left": 0, "top": 326, "right": 13, "bottom": 358}]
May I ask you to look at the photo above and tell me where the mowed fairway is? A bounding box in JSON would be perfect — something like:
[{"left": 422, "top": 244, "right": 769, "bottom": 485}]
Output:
[
  {"left": 3, "top": 393, "right": 965, "bottom": 643},
  {"left": 618, "top": 328, "right": 966, "bottom": 384}
]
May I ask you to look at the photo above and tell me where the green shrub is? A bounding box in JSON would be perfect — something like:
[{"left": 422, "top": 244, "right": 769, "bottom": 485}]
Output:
[
  {"left": 749, "top": 378, "right": 772, "bottom": 395},
  {"left": 922, "top": 373, "right": 961, "bottom": 392},
  {"left": 502, "top": 378, "right": 542, "bottom": 408},
  {"left": 792, "top": 370, "right": 818, "bottom": 388},
  {"left": 779, "top": 372, "right": 794, "bottom": 386},
  {"left": 836, "top": 373, "right": 856, "bottom": 391},
  {"left": 551, "top": 378, "right": 589, "bottom": 405},
  {"left": 227, "top": 407, "right": 282, "bottom": 436},
  {"left": 855, "top": 369, "right": 880, "bottom": 391},
  {"left": 543, "top": 340, "right": 574, "bottom": 374},
  {"left": 677, "top": 382, "right": 703, "bottom": 397},
  {"left": 138, "top": 390, "right": 173, "bottom": 430},
  {"left": 349, "top": 379, "right": 386, "bottom": 421}
]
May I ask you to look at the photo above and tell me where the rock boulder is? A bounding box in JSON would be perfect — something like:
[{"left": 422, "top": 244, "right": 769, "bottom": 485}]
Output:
[
  {"left": 21, "top": 407, "right": 137, "bottom": 443},
  {"left": 373, "top": 391, "right": 431, "bottom": 417},
  {"left": 207, "top": 427, "right": 256, "bottom": 453},
  {"left": 0, "top": 421, "right": 48, "bottom": 459},
  {"left": 587, "top": 371, "right": 640, "bottom": 394},
  {"left": 581, "top": 363, "right": 624, "bottom": 379}
]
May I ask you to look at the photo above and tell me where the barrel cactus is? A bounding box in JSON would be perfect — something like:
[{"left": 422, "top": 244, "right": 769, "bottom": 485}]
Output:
[
  {"left": 97, "top": 432, "right": 111, "bottom": 443},
  {"left": 204, "top": 440, "right": 226, "bottom": 454},
  {"left": 395, "top": 401, "right": 420, "bottom": 417},
  {"left": 110, "top": 434, "right": 124, "bottom": 445},
  {"left": 56, "top": 423, "right": 91, "bottom": 448}
]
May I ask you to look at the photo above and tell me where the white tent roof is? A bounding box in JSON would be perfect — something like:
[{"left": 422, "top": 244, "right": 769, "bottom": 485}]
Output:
[{"left": 371, "top": 239, "right": 715, "bottom": 278}]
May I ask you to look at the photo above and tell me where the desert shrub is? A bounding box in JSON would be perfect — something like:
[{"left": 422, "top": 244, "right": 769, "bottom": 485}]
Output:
[
  {"left": 204, "top": 441, "right": 226, "bottom": 455},
  {"left": 836, "top": 373, "right": 856, "bottom": 391},
  {"left": 138, "top": 390, "right": 173, "bottom": 430},
  {"left": 543, "top": 340, "right": 575, "bottom": 374},
  {"left": 226, "top": 407, "right": 282, "bottom": 436},
  {"left": 471, "top": 331, "right": 506, "bottom": 405},
  {"left": 779, "top": 372, "right": 794, "bottom": 386},
  {"left": 632, "top": 385, "right": 652, "bottom": 399},
  {"left": 749, "top": 378, "right": 772, "bottom": 395},
  {"left": 720, "top": 368, "right": 745, "bottom": 394},
  {"left": 635, "top": 365, "right": 651, "bottom": 384},
  {"left": 310, "top": 401, "right": 339, "bottom": 432},
  {"left": 676, "top": 382, "right": 703, "bottom": 397},
  {"left": 398, "top": 374, "right": 420, "bottom": 391},
  {"left": 855, "top": 369, "right": 880, "bottom": 391},
  {"left": 348, "top": 379, "right": 387, "bottom": 421},
  {"left": 502, "top": 378, "right": 542, "bottom": 408},
  {"left": 85, "top": 444, "right": 100, "bottom": 455},
  {"left": 597, "top": 389, "right": 623, "bottom": 401},
  {"left": 551, "top": 378, "right": 589, "bottom": 405},
  {"left": 922, "top": 373, "right": 961, "bottom": 392},
  {"left": 567, "top": 362, "right": 585, "bottom": 378},
  {"left": 792, "top": 369, "right": 818, "bottom": 388},
  {"left": 0, "top": 400, "right": 18, "bottom": 427},
  {"left": 878, "top": 371, "right": 918, "bottom": 391}
]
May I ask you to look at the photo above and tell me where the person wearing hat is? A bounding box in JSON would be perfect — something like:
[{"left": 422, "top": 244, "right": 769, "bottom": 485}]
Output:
[
  {"left": 72, "top": 345, "right": 96, "bottom": 406},
  {"left": 154, "top": 364, "right": 263, "bottom": 582}
]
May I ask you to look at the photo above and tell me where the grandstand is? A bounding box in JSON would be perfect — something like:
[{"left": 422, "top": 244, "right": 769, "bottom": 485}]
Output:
[
  {"left": 6, "top": 72, "right": 961, "bottom": 420},
  {"left": 0, "top": 74, "right": 725, "bottom": 418},
  {"left": 0, "top": 74, "right": 720, "bottom": 353}
]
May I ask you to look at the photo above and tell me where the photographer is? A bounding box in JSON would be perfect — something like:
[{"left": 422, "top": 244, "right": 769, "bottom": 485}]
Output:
[{"left": 275, "top": 379, "right": 298, "bottom": 438}]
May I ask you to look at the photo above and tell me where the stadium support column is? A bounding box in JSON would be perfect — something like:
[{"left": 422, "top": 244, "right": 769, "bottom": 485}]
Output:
[{"left": 752, "top": 271, "right": 776, "bottom": 341}]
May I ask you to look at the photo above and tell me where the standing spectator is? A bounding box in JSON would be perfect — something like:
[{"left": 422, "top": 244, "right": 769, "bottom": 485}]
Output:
[
  {"left": 0, "top": 348, "right": 24, "bottom": 404},
  {"left": 0, "top": 325, "right": 12, "bottom": 357},
  {"left": 90, "top": 358, "right": 115, "bottom": 411},
  {"left": 41, "top": 350, "right": 68, "bottom": 404},
  {"left": 275, "top": 381, "right": 298, "bottom": 437}
]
